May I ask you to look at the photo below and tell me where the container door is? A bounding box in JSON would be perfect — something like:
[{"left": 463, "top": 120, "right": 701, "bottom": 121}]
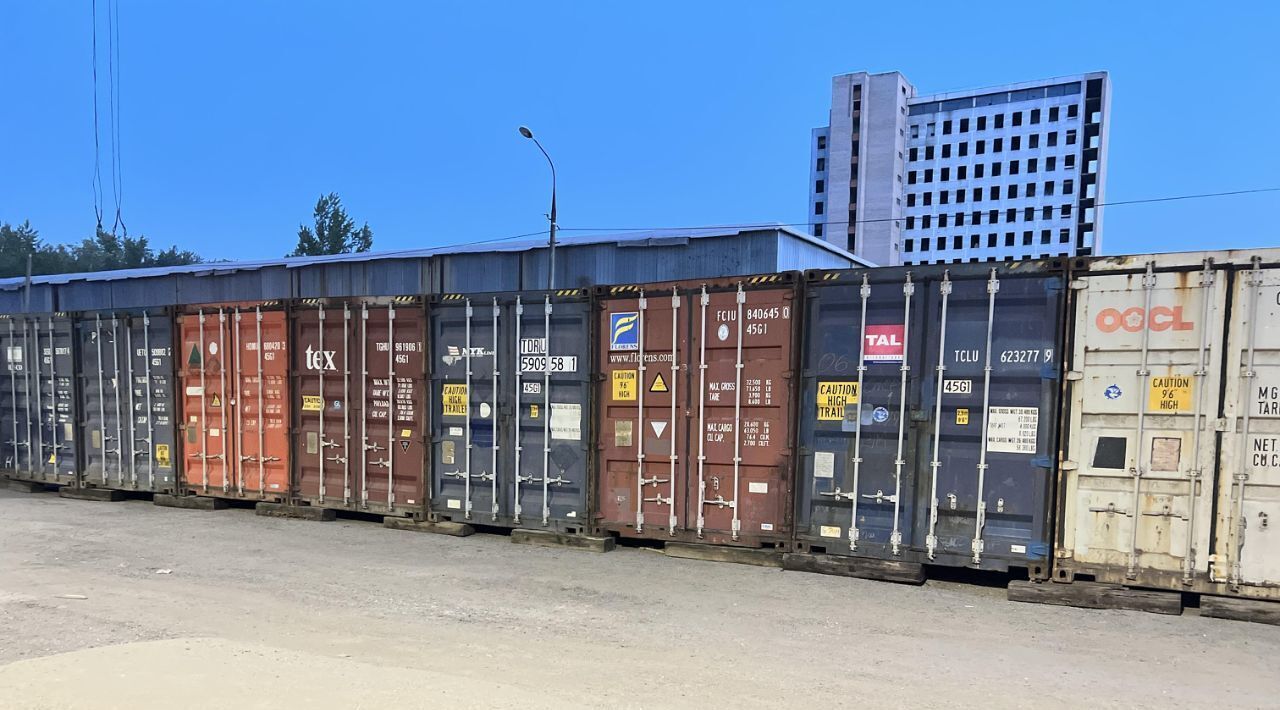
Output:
[
  {"left": 1217, "top": 261, "right": 1280, "bottom": 591},
  {"left": 179, "top": 309, "right": 234, "bottom": 494},
  {"left": 690, "top": 283, "right": 794, "bottom": 543},
  {"left": 234, "top": 307, "right": 289, "bottom": 496},
  {"left": 359, "top": 302, "right": 426, "bottom": 512},
  {"left": 512, "top": 295, "right": 592, "bottom": 528},
  {"left": 42, "top": 317, "right": 79, "bottom": 484},
  {"left": 0, "top": 317, "right": 34, "bottom": 476},
  {"left": 918, "top": 269, "right": 1061, "bottom": 568},
  {"left": 79, "top": 314, "right": 127, "bottom": 488},
  {"left": 598, "top": 288, "right": 686, "bottom": 536},
  {"left": 295, "top": 304, "right": 354, "bottom": 506},
  {"left": 1061, "top": 260, "right": 1221, "bottom": 584},
  {"left": 431, "top": 298, "right": 500, "bottom": 520},
  {"left": 131, "top": 312, "right": 177, "bottom": 491}
]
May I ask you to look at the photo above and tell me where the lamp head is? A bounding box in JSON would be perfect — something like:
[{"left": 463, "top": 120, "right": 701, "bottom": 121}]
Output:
[{"left": 518, "top": 126, "right": 534, "bottom": 139}]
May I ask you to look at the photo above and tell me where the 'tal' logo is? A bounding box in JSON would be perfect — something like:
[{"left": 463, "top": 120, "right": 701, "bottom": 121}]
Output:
[
  {"left": 864, "top": 324, "right": 905, "bottom": 363},
  {"left": 305, "top": 344, "right": 337, "bottom": 371}
]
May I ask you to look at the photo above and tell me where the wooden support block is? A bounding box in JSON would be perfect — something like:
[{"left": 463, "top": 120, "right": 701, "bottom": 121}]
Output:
[
  {"left": 4, "top": 479, "right": 48, "bottom": 494},
  {"left": 1200, "top": 595, "right": 1280, "bottom": 626},
  {"left": 665, "top": 542, "right": 783, "bottom": 568},
  {"left": 510, "top": 528, "right": 615, "bottom": 553},
  {"left": 383, "top": 517, "right": 474, "bottom": 537},
  {"left": 57, "top": 487, "right": 125, "bottom": 502},
  {"left": 1008, "top": 580, "right": 1182, "bottom": 615},
  {"left": 254, "top": 502, "right": 335, "bottom": 521},
  {"left": 782, "top": 552, "right": 925, "bottom": 584},
  {"left": 154, "top": 494, "right": 228, "bottom": 511}
]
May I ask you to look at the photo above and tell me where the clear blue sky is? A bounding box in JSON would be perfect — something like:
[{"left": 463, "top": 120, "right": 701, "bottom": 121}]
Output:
[{"left": 2, "top": 2, "right": 1277, "bottom": 260}]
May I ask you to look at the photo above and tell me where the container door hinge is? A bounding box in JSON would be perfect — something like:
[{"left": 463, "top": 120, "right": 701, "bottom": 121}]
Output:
[
  {"left": 1065, "top": 370, "right": 1084, "bottom": 381},
  {"left": 1214, "top": 417, "right": 1230, "bottom": 432}
]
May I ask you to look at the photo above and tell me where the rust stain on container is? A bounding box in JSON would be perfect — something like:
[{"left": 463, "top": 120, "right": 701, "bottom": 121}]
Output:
[
  {"left": 594, "top": 275, "right": 797, "bottom": 548},
  {"left": 292, "top": 298, "right": 426, "bottom": 515},
  {"left": 177, "top": 302, "right": 289, "bottom": 499}
]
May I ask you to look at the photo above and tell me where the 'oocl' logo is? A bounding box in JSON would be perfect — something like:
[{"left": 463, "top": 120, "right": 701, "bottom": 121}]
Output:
[{"left": 1095, "top": 306, "right": 1193, "bottom": 333}]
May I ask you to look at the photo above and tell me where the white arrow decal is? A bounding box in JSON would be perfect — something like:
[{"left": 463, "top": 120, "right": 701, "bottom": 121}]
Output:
[{"left": 651, "top": 421, "right": 667, "bottom": 438}]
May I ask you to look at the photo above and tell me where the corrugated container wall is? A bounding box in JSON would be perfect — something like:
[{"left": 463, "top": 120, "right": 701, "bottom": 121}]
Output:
[
  {"left": 291, "top": 297, "right": 427, "bottom": 515},
  {"left": 429, "top": 289, "right": 594, "bottom": 532},
  {"left": 594, "top": 275, "right": 799, "bottom": 548},
  {"left": 796, "top": 262, "right": 1065, "bottom": 575},
  {"left": 76, "top": 309, "right": 180, "bottom": 492},
  {"left": 0, "top": 314, "right": 80, "bottom": 484},
  {"left": 1056, "top": 250, "right": 1280, "bottom": 600},
  {"left": 177, "top": 302, "right": 290, "bottom": 499}
]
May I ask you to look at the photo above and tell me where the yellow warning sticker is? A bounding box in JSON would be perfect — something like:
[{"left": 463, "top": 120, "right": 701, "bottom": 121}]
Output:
[
  {"left": 817, "top": 381, "right": 859, "bottom": 421},
  {"left": 612, "top": 370, "right": 638, "bottom": 401},
  {"left": 650, "top": 372, "right": 669, "bottom": 393},
  {"left": 155, "top": 444, "right": 171, "bottom": 468},
  {"left": 302, "top": 395, "right": 323, "bottom": 412},
  {"left": 956, "top": 408, "right": 970, "bottom": 425},
  {"left": 401, "top": 429, "right": 412, "bottom": 438},
  {"left": 819, "top": 525, "right": 842, "bottom": 538},
  {"left": 530, "top": 404, "right": 540, "bottom": 419},
  {"left": 210, "top": 394, "right": 221, "bottom": 408},
  {"left": 442, "top": 384, "right": 468, "bottom": 417},
  {"left": 1149, "top": 376, "right": 1193, "bottom": 413}
]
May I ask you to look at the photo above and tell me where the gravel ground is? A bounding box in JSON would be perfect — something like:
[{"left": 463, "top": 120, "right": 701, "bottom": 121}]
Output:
[{"left": 1, "top": 487, "right": 1278, "bottom": 709}]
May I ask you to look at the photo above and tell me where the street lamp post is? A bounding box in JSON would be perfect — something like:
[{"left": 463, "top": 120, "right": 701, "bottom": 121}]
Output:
[{"left": 519, "top": 126, "right": 557, "bottom": 291}]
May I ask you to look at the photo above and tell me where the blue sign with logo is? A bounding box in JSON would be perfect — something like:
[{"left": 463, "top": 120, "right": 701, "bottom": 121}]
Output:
[
  {"left": 872, "top": 406, "right": 890, "bottom": 423},
  {"left": 610, "top": 312, "right": 639, "bottom": 351},
  {"left": 1104, "top": 384, "right": 1122, "bottom": 400}
]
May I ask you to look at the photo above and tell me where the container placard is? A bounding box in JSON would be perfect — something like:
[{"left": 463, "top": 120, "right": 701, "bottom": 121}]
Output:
[
  {"left": 612, "top": 370, "right": 638, "bottom": 401},
  {"left": 442, "top": 384, "right": 468, "bottom": 417},
  {"left": 987, "top": 406, "right": 1039, "bottom": 454},
  {"left": 1148, "top": 375, "right": 1193, "bottom": 413},
  {"left": 550, "top": 403, "right": 582, "bottom": 440},
  {"left": 816, "top": 381, "right": 859, "bottom": 421}
]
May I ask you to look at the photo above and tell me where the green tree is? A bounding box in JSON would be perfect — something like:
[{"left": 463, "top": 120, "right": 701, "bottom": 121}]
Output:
[
  {"left": 0, "top": 222, "right": 201, "bottom": 278},
  {"left": 288, "top": 193, "right": 374, "bottom": 257}
]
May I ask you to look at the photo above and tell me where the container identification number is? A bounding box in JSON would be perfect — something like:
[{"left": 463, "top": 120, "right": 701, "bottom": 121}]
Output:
[{"left": 1000, "top": 348, "right": 1052, "bottom": 364}]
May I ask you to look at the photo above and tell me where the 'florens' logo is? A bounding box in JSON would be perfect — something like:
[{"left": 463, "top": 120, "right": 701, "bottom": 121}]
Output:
[
  {"left": 1095, "top": 306, "right": 1193, "bottom": 333},
  {"left": 305, "top": 345, "right": 337, "bottom": 371}
]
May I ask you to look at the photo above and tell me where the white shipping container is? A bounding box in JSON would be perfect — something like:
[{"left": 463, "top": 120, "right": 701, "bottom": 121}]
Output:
[{"left": 1056, "top": 249, "right": 1280, "bottom": 600}]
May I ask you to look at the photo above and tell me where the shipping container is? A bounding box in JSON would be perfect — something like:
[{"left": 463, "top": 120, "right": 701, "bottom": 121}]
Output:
[
  {"left": 795, "top": 262, "right": 1065, "bottom": 575},
  {"left": 75, "top": 309, "right": 180, "bottom": 492},
  {"left": 594, "top": 275, "right": 799, "bottom": 547},
  {"left": 0, "top": 314, "right": 80, "bottom": 484},
  {"left": 1055, "top": 250, "right": 1280, "bottom": 599},
  {"left": 291, "top": 297, "right": 427, "bottom": 515},
  {"left": 176, "top": 302, "right": 290, "bottom": 499},
  {"left": 429, "top": 289, "right": 594, "bottom": 532}
]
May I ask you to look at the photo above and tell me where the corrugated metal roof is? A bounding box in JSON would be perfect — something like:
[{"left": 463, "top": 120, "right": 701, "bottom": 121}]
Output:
[{"left": 0, "top": 225, "right": 866, "bottom": 290}]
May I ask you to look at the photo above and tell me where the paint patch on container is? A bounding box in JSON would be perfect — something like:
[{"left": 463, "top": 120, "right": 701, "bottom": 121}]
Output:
[
  {"left": 479, "top": 403, "right": 492, "bottom": 418},
  {"left": 748, "top": 481, "right": 768, "bottom": 494},
  {"left": 820, "top": 525, "right": 842, "bottom": 538},
  {"left": 813, "top": 451, "right": 834, "bottom": 479},
  {"left": 615, "top": 420, "right": 633, "bottom": 447},
  {"left": 1150, "top": 437, "right": 1182, "bottom": 471},
  {"left": 441, "top": 440, "right": 455, "bottom": 465},
  {"left": 987, "top": 406, "right": 1039, "bottom": 454},
  {"left": 550, "top": 403, "right": 582, "bottom": 440}
]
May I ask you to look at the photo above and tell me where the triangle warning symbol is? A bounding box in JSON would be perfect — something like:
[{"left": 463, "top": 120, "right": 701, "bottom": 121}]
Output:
[
  {"left": 210, "top": 394, "right": 221, "bottom": 408},
  {"left": 650, "top": 372, "right": 669, "bottom": 393},
  {"left": 187, "top": 343, "right": 202, "bottom": 367},
  {"left": 650, "top": 421, "right": 668, "bottom": 438}
]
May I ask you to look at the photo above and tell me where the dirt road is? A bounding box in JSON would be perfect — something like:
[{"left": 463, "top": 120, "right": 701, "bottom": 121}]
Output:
[{"left": 1, "top": 488, "right": 1277, "bottom": 709}]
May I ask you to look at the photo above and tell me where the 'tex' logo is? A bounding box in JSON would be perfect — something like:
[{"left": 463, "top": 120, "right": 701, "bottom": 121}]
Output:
[
  {"left": 305, "top": 345, "right": 336, "bottom": 371},
  {"left": 610, "top": 312, "right": 639, "bottom": 351}
]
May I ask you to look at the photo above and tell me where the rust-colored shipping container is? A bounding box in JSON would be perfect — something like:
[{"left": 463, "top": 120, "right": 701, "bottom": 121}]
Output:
[
  {"left": 291, "top": 297, "right": 427, "bottom": 515},
  {"left": 594, "top": 274, "right": 799, "bottom": 547},
  {"left": 177, "top": 302, "right": 290, "bottom": 499}
]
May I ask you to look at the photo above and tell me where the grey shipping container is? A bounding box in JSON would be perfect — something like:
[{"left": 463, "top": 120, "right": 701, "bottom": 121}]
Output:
[
  {"left": 75, "top": 309, "right": 180, "bottom": 493},
  {"left": 796, "top": 261, "right": 1065, "bottom": 576},
  {"left": 0, "top": 314, "right": 80, "bottom": 484},
  {"left": 429, "top": 289, "right": 594, "bottom": 532}
]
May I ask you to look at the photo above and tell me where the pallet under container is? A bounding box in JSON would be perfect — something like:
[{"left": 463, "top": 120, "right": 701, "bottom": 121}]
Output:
[
  {"left": 74, "top": 307, "right": 181, "bottom": 494},
  {"left": 289, "top": 296, "right": 428, "bottom": 518},
  {"left": 428, "top": 289, "right": 595, "bottom": 536},
  {"left": 592, "top": 274, "right": 801, "bottom": 551},
  {"left": 0, "top": 313, "right": 82, "bottom": 487},
  {"left": 790, "top": 261, "right": 1066, "bottom": 582},
  {"left": 175, "top": 301, "right": 291, "bottom": 502}
]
